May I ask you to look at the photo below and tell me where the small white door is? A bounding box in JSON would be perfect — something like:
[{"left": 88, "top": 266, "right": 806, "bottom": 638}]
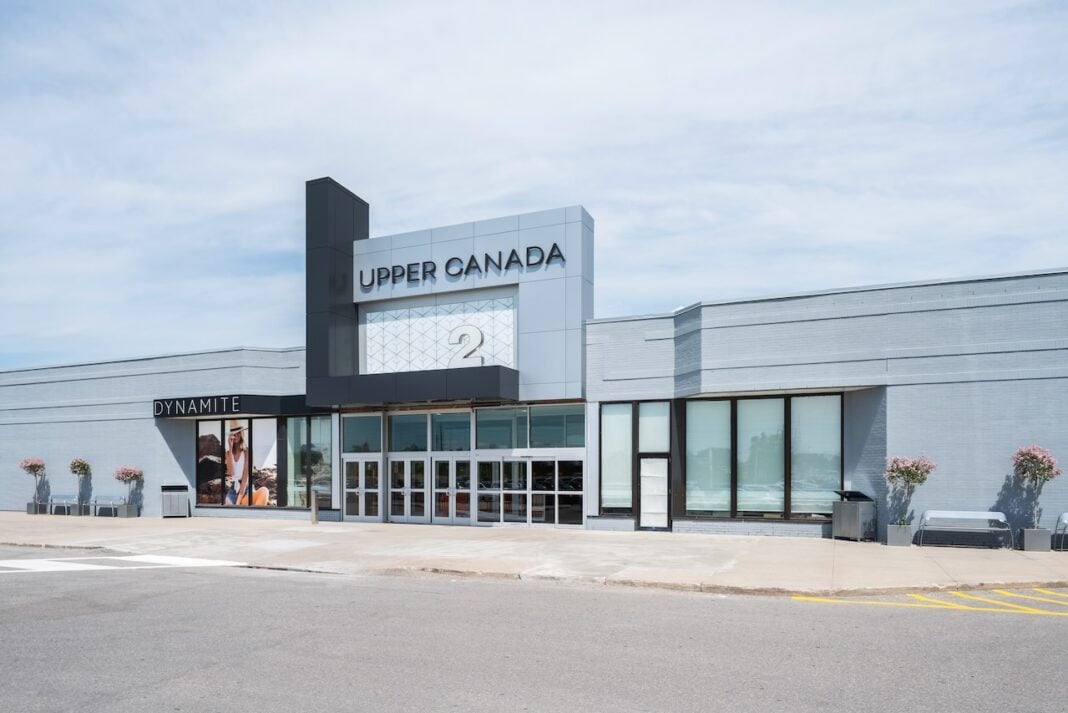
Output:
[{"left": 639, "top": 457, "right": 669, "bottom": 529}]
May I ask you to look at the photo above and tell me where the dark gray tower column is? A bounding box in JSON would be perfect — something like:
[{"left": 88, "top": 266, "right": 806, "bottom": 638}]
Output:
[{"left": 306, "top": 177, "right": 368, "bottom": 406}]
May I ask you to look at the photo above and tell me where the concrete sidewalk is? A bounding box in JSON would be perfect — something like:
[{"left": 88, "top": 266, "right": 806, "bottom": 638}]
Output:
[{"left": 2, "top": 512, "right": 1067, "bottom": 595}]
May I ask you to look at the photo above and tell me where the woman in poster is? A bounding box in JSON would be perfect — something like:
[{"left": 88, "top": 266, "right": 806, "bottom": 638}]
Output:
[
  {"left": 224, "top": 421, "right": 249, "bottom": 505},
  {"left": 225, "top": 420, "right": 270, "bottom": 506}
]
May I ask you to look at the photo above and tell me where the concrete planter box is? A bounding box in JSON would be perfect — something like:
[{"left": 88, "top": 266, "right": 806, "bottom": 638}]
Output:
[
  {"left": 1021, "top": 528, "right": 1051, "bottom": 551},
  {"left": 885, "top": 524, "right": 913, "bottom": 546},
  {"left": 117, "top": 502, "right": 139, "bottom": 518},
  {"left": 26, "top": 502, "right": 47, "bottom": 515}
]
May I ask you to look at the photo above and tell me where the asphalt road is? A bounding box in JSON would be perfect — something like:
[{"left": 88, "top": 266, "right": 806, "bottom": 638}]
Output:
[{"left": 0, "top": 546, "right": 1064, "bottom": 713}]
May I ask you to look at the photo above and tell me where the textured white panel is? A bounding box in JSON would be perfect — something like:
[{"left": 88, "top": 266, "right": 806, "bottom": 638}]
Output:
[{"left": 365, "top": 298, "right": 515, "bottom": 374}]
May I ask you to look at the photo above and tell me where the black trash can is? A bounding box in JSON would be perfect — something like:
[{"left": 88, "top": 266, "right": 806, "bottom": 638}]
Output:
[
  {"left": 161, "top": 484, "right": 190, "bottom": 518},
  {"left": 831, "top": 490, "right": 876, "bottom": 541}
]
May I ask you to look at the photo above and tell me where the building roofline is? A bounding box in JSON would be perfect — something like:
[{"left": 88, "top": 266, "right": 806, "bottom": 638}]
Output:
[
  {"left": 0, "top": 346, "right": 305, "bottom": 375},
  {"left": 587, "top": 266, "right": 1068, "bottom": 325},
  {"left": 370, "top": 205, "right": 592, "bottom": 241}
]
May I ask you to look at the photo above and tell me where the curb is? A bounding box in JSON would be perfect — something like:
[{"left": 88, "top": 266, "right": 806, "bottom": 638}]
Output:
[
  {"left": 0, "top": 541, "right": 109, "bottom": 551},
  {"left": 227, "top": 561, "right": 1068, "bottom": 598}
]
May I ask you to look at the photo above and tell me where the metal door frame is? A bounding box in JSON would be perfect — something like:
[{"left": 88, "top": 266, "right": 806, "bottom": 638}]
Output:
[
  {"left": 431, "top": 457, "right": 473, "bottom": 526},
  {"left": 342, "top": 456, "right": 382, "bottom": 522},
  {"left": 638, "top": 455, "right": 670, "bottom": 530},
  {"left": 388, "top": 456, "right": 429, "bottom": 524}
]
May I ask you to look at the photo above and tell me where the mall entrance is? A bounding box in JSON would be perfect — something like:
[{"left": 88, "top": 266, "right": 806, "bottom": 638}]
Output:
[
  {"left": 431, "top": 458, "right": 472, "bottom": 525},
  {"left": 342, "top": 456, "right": 380, "bottom": 521}
]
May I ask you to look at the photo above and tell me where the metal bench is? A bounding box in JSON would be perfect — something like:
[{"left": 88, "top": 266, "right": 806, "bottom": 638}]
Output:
[
  {"left": 1055, "top": 513, "right": 1068, "bottom": 552},
  {"left": 48, "top": 494, "right": 81, "bottom": 515},
  {"left": 90, "top": 495, "right": 126, "bottom": 517},
  {"left": 918, "top": 510, "right": 1014, "bottom": 549}
]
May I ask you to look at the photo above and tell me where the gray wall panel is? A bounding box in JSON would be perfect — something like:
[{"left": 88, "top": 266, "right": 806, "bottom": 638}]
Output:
[
  {"left": 586, "top": 270, "right": 1068, "bottom": 531},
  {"left": 0, "top": 348, "right": 305, "bottom": 516}
]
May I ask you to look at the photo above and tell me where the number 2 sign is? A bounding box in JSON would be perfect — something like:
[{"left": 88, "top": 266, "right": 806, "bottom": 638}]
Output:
[{"left": 448, "top": 325, "right": 485, "bottom": 367}]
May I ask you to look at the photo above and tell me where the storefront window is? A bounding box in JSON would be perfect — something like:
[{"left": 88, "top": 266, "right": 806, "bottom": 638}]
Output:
[
  {"left": 790, "top": 395, "right": 841, "bottom": 515},
  {"left": 223, "top": 419, "right": 251, "bottom": 507},
  {"left": 685, "top": 401, "right": 730, "bottom": 514},
  {"left": 286, "top": 416, "right": 308, "bottom": 508},
  {"left": 475, "top": 408, "right": 528, "bottom": 449},
  {"left": 638, "top": 402, "right": 670, "bottom": 452},
  {"left": 529, "top": 404, "right": 585, "bottom": 447},
  {"left": 600, "top": 404, "right": 633, "bottom": 511},
  {"left": 431, "top": 412, "right": 471, "bottom": 451},
  {"left": 251, "top": 418, "right": 278, "bottom": 507},
  {"left": 196, "top": 420, "right": 224, "bottom": 505},
  {"left": 736, "top": 399, "right": 785, "bottom": 515},
  {"left": 343, "top": 415, "right": 381, "bottom": 453},
  {"left": 389, "top": 414, "right": 427, "bottom": 452},
  {"left": 309, "top": 415, "right": 333, "bottom": 510}
]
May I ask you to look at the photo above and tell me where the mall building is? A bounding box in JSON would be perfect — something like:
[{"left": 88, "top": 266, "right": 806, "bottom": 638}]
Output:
[{"left": 2, "top": 177, "right": 1066, "bottom": 538}]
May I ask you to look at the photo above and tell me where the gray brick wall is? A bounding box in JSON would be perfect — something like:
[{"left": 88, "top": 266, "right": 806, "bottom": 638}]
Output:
[
  {"left": 586, "top": 270, "right": 1068, "bottom": 535},
  {"left": 672, "top": 519, "right": 831, "bottom": 538},
  {"left": 0, "top": 348, "right": 305, "bottom": 516}
]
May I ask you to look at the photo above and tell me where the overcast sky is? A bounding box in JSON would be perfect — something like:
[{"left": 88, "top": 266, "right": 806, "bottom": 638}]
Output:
[{"left": 1, "top": 1, "right": 1066, "bottom": 369}]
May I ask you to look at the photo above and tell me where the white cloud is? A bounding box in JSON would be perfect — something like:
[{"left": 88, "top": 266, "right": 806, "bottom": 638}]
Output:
[{"left": 0, "top": 0, "right": 1066, "bottom": 366}]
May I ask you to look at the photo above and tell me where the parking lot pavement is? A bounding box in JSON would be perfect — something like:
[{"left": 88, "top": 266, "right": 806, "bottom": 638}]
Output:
[{"left": 2, "top": 547, "right": 1066, "bottom": 713}]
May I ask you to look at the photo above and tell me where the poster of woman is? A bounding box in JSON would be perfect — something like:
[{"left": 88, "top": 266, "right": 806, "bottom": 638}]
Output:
[{"left": 224, "top": 419, "right": 270, "bottom": 506}]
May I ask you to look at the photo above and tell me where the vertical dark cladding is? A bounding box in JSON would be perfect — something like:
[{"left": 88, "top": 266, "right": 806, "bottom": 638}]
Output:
[
  {"left": 306, "top": 178, "right": 368, "bottom": 406},
  {"left": 303, "top": 176, "right": 517, "bottom": 407},
  {"left": 669, "top": 398, "right": 686, "bottom": 522}
]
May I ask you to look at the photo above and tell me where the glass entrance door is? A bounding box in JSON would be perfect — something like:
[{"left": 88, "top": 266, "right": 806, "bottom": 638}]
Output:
[
  {"left": 343, "top": 458, "right": 381, "bottom": 521},
  {"left": 432, "top": 459, "right": 472, "bottom": 525},
  {"left": 388, "top": 458, "right": 428, "bottom": 524},
  {"left": 639, "top": 457, "right": 669, "bottom": 529}
]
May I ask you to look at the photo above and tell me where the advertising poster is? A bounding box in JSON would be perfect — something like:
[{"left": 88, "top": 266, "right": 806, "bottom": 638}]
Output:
[{"left": 196, "top": 421, "right": 224, "bottom": 504}]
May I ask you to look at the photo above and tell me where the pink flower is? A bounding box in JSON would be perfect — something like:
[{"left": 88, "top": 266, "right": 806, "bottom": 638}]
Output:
[
  {"left": 113, "top": 466, "right": 144, "bottom": 483},
  {"left": 19, "top": 458, "right": 45, "bottom": 477},
  {"left": 1012, "top": 445, "right": 1061, "bottom": 483}
]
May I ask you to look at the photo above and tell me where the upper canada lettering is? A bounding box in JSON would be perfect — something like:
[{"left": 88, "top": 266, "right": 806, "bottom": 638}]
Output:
[{"left": 359, "top": 243, "right": 564, "bottom": 291}]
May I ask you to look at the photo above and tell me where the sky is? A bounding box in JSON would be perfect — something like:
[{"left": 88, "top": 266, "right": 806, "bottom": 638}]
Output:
[{"left": 1, "top": 0, "right": 1066, "bottom": 369}]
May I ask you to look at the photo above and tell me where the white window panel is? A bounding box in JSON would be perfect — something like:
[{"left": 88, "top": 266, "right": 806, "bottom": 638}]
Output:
[{"left": 365, "top": 297, "right": 515, "bottom": 374}]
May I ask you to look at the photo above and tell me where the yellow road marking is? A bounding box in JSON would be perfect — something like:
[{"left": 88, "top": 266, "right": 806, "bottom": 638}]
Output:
[
  {"left": 793, "top": 596, "right": 955, "bottom": 610},
  {"left": 793, "top": 595, "right": 1068, "bottom": 617},
  {"left": 1034, "top": 588, "right": 1068, "bottom": 599},
  {"left": 993, "top": 590, "right": 1068, "bottom": 607},
  {"left": 908, "top": 593, "right": 968, "bottom": 608},
  {"left": 948, "top": 591, "right": 1048, "bottom": 613}
]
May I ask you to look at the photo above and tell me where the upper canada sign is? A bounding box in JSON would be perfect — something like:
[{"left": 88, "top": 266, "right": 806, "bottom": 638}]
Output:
[{"left": 358, "top": 243, "right": 565, "bottom": 292}]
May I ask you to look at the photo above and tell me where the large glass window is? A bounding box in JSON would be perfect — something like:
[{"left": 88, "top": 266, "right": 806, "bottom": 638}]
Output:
[
  {"left": 286, "top": 416, "right": 308, "bottom": 508},
  {"left": 529, "top": 404, "right": 585, "bottom": 448},
  {"left": 389, "top": 414, "right": 427, "bottom": 452},
  {"left": 251, "top": 419, "right": 279, "bottom": 507},
  {"left": 431, "top": 412, "right": 471, "bottom": 451},
  {"left": 198, "top": 415, "right": 331, "bottom": 510},
  {"left": 685, "top": 401, "right": 730, "bottom": 514},
  {"left": 638, "top": 402, "right": 670, "bottom": 452},
  {"left": 476, "top": 408, "right": 528, "bottom": 449},
  {"left": 343, "top": 415, "right": 381, "bottom": 453},
  {"left": 791, "top": 395, "right": 842, "bottom": 515},
  {"left": 223, "top": 419, "right": 251, "bottom": 507},
  {"left": 600, "top": 404, "right": 633, "bottom": 510},
  {"left": 196, "top": 421, "right": 224, "bottom": 505},
  {"left": 309, "top": 415, "right": 334, "bottom": 510},
  {"left": 736, "top": 399, "right": 785, "bottom": 515}
]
